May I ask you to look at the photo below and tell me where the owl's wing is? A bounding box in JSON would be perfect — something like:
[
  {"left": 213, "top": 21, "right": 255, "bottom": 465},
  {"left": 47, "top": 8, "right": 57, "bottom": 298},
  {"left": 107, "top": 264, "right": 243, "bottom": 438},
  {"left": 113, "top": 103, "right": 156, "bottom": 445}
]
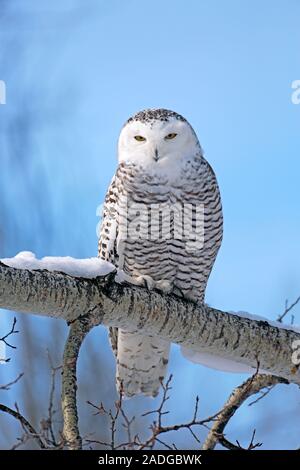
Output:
[
  {"left": 98, "top": 174, "right": 121, "bottom": 358},
  {"left": 98, "top": 175, "right": 120, "bottom": 264}
]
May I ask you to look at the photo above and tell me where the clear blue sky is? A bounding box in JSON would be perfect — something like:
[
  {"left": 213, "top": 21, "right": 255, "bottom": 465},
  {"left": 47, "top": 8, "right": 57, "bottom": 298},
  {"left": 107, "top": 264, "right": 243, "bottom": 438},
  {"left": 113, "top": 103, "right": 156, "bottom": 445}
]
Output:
[{"left": 0, "top": 0, "right": 299, "bottom": 449}]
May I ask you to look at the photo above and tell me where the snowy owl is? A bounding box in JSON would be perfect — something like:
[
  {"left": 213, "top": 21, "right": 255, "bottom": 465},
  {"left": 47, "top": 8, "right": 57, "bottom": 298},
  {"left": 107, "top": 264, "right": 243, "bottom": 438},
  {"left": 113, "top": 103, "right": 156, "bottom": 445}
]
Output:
[{"left": 98, "top": 109, "right": 223, "bottom": 397}]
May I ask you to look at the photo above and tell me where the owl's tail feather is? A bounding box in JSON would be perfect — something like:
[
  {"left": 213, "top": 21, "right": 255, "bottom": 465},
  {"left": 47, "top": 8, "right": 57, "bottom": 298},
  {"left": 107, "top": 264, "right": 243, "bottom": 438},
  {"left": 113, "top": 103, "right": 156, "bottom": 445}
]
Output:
[{"left": 116, "top": 329, "right": 170, "bottom": 398}]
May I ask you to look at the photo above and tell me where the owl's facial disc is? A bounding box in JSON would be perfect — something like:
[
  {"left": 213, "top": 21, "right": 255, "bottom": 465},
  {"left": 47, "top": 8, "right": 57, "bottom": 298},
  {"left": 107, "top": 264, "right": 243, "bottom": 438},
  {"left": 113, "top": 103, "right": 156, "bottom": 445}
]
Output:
[{"left": 118, "top": 113, "right": 201, "bottom": 173}]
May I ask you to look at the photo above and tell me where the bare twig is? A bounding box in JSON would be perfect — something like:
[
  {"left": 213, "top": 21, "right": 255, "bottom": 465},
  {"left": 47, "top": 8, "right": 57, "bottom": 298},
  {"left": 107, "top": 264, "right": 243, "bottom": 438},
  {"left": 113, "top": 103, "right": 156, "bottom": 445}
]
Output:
[
  {"left": 119, "top": 406, "right": 135, "bottom": 448},
  {"left": 87, "top": 384, "right": 133, "bottom": 450},
  {"left": 86, "top": 375, "right": 223, "bottom": 450},
  {"left": 0, "top": 317, "right": 18, "bottom": 349},
  {"left": 202, "top": 373, "right": 289, "bottom": 450},
  {"left": 0, "top": 317, "right": 19, "bottom": 363},
  {"left": 110, "top": 395, "right": 122, "bottom": 450},
  {"left": 0, "top": 372, "right": 23, "bottom": 391},
  {"left": 246, "top": 429, "right": 263, "bottom": 450},
  {"left": 0, "top": 403, "right": 46, "bottom": 449},
  {"left": 248, "top": 385, "right": 276, "bottom": 407},
  {"left": 277, "top": 295, "right": 300, "bottom": 323},
  {"left": 140, "top": 376, "right": 228, "bottom": 450},
  {"left": 40, "top": 353, "right": 62, "bottom": 446},
  {"left": 218, "top": 430, "right": 262, "bottom": 451}
]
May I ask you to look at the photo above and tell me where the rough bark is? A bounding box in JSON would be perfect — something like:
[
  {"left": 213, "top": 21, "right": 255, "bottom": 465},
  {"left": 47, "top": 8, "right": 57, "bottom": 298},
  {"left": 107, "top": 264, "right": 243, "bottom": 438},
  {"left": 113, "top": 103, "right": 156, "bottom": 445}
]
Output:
[
  {"left": 61, "top": 317, "right": 94, "bottom": 450},
  {"left": 0, "top": 261, "right": 300, "bottom": 386}
]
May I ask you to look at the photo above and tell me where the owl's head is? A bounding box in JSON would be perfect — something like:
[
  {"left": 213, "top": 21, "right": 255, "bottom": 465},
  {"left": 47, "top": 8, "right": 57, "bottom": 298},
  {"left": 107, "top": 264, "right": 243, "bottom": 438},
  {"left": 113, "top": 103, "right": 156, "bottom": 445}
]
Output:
[{"left": 118, "top": 109, "right": 202, "bottom": 173}]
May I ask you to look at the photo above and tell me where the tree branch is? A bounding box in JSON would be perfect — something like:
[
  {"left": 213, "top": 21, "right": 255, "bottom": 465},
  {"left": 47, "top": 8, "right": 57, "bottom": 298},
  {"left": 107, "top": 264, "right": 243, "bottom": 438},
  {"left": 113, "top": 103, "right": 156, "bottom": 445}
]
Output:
[
  {"left": 0, "top": 261, "right": 299, "bottom": 386},
  {"left": 0, "top": 403, "right": 46, "bottom": 449},
  {"left": 202, "top": 373, "right": 288, "bottom": 450},
  {"left": 62, "top": 317, "right": 94, "bottom": 450},
  {"left": 0, "top": 372, "right": 23, "bottom": 391}
]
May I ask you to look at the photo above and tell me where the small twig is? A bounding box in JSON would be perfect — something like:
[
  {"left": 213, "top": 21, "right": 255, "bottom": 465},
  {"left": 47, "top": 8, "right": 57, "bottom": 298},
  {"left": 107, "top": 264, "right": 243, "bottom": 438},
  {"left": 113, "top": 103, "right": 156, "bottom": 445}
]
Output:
[
  {"left": 154, "top": 437, "right": 174, "bottom": 450},
  {"left": 247, "top": 429, "right": 263, "bottom": 450},
  {"left": 0, "top": 317, "right": 19, "bottom": 349},
  {"left": 43, "top": 352, "right": 62, "bottom": 446},
  {"left": 110, "top": 396, "right": 122, "bottom": 450},
  {"left": 217, "top": 435, "right": 242, "bottom": 450},
  {"left": 86, "top": 400, "right": 106, "bottom": 416},
  {"left": 202, "top": 372, "right": 288, "bottom": 450},
  {"left": 139, "top": 376, "right": 221, "bottom": 450},
  {"left": 0, "top": 403, "right": 46, "bottom": 449},
  {"left": 0, "top": 372, "right": 23, "bottom": 391},
  {"left": 248, "top": 385, "right": 276, "bottom": 407},
  {"left": 87, "top": 385, "right": 131, "bottom": 450},
  {"left": 277, "top": 296, "right": 300, "bottom": 323},
  {"left": 217, "top": 431, "right": 262, "bottom": 451},
  {"left": 85, "top": 438, "right": 113, "bottom": 448},
  {"left": 142, "top": 374, "right": 172, "bottom": 421},
  {"left": 120, "top": 406, "right": 135, "bottom": 448},
  {"left": 86, "top": 375, "right": 219, "bottom": 450}
]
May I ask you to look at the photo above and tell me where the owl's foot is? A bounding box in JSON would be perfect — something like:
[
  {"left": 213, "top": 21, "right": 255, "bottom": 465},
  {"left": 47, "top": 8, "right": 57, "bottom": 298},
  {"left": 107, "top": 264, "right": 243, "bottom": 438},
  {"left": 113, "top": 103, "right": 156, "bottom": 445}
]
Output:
[
  {"left": 120, "top": 272, "right": 156, "bottom": 290},
  {"left": 135, "top": 275, "right": 156, "bottom": 290},
  {"left": 172, "top": 286, "right": 185, "bottom": 298},
  {"left": 155, "top": 279, "right": 173, "bottom": 294},
  {"left": 116, "top": 271, "right": 172, "bottom": 293}
]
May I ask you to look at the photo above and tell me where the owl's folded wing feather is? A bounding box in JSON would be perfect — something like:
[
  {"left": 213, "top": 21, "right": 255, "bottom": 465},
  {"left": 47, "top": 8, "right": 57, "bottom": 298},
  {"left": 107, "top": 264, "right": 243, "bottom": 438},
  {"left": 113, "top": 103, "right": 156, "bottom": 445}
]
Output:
[{"left": 98, "top": 175, "right": 121, "bottom": 358}]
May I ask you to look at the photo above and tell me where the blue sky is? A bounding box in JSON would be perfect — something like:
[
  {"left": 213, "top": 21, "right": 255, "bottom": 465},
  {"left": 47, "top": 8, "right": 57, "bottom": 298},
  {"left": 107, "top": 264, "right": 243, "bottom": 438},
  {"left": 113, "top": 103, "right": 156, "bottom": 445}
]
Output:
[{"left": 0, "top": 0, "right": 299, "bottom": 449}]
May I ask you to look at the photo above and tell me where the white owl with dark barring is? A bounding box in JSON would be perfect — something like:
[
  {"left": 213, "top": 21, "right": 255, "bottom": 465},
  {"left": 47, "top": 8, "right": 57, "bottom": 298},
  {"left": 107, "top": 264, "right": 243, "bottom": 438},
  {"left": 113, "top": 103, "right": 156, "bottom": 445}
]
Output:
[{"left": 98, "top": 109, "right": 223, "bottom": 398}]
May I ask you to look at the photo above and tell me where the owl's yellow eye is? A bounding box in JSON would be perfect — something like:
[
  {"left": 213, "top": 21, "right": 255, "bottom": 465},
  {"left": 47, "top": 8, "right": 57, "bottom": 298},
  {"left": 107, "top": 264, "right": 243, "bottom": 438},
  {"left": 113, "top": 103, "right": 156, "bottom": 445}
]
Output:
[
  {"left": 134, "top": 135, "right": 146, "bottom": 142},
  {"left": 165, "top": 133, "right": 177, "bottom": 140}
]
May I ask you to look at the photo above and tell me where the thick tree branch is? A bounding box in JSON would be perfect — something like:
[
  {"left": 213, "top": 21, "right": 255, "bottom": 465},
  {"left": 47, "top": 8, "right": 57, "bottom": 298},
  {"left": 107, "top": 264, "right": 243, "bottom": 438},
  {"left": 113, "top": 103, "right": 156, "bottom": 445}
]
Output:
[
  {"left": 62, "top": 317, "right": 94, "bottom": 450},
  {"left": 0, "top": 261, "right": 300, "bottom": 386}
]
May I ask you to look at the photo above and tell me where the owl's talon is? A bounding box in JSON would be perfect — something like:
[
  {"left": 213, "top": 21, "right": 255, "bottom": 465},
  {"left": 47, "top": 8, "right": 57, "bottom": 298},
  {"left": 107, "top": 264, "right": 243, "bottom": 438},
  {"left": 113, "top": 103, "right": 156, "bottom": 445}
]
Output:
[
  {"left": 155, "top": 279, "right": 173, "bottom": 294},
  {"left": 116, "top": 271, "right": 155, "bottom": 290},
  {"left": 172, "top": 286, "right": 185, "bottom": 298},
  {"left": 135, "top": 275, "right": 155, "bottom": 290}
]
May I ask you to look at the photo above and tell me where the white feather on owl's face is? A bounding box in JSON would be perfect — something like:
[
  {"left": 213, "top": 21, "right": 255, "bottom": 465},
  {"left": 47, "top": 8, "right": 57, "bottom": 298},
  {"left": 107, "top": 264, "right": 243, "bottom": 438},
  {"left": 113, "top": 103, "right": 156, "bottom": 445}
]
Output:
[{"left": 118, "top": 109, "right": 202, "bottom": 176}]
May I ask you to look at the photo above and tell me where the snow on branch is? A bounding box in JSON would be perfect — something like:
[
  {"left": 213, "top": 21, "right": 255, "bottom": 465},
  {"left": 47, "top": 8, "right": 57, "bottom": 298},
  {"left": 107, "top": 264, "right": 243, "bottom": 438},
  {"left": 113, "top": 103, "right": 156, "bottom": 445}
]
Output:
[{"left": 0, "top": 253, "right": 300, "bottom": 386}]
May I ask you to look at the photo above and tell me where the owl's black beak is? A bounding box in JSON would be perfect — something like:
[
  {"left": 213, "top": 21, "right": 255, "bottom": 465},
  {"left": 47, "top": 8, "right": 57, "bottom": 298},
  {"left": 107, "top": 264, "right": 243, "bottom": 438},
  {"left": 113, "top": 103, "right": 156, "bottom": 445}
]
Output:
[{"left": 153, "top": 148, "right": 159, "bottom": 161}]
